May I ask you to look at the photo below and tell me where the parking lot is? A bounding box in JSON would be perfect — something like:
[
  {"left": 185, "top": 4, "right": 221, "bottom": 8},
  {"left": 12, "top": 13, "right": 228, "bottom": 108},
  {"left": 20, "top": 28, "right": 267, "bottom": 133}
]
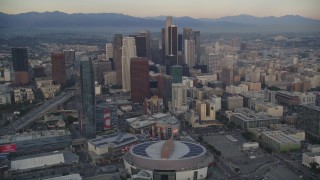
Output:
[{"left": 204, "top": 134, "right": 277, "bottom": 174}]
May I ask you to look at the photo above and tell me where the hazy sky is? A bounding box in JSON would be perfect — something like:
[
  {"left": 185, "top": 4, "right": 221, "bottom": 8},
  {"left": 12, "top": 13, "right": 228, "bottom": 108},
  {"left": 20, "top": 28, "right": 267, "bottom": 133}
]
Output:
[{"left": 1, "top": 0, "right": 319, "bottom": 19}]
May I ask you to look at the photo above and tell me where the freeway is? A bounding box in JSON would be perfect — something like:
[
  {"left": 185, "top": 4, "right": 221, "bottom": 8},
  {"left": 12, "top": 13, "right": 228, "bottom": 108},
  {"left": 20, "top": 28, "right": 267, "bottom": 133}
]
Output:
[{"left": 0, "top": 91, "right": 74, "bottom": 136}]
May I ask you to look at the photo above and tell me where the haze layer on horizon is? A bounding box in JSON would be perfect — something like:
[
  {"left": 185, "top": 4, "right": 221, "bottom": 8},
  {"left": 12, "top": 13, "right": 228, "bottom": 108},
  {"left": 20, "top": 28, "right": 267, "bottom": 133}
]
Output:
[{"left": 1, "top": 0, "right": 319, "bottom": 20}]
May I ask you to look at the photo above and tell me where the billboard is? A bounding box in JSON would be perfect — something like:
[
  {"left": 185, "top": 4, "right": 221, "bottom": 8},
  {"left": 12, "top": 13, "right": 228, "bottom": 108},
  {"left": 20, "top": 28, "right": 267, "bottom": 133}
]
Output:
[
  {"left": 103, "top": 109, "right": 111, "bottom": 129},
  {"left": 0, "top": 144, "right": 16, "bottom": 153}
]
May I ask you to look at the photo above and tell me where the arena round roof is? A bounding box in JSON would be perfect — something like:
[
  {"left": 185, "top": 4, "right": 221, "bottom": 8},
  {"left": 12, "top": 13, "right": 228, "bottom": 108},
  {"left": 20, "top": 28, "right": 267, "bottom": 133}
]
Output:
[{"left": 125, "top": 139, "right": 211, "bottom": 171}]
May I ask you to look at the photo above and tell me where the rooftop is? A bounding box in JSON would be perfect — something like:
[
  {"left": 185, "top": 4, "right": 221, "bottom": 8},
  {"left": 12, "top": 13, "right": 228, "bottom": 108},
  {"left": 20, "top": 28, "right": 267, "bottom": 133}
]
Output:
[
  {"left": 126, "top": 113, "right": 179, "bottom": 129},
  {"left": 89, "top": 133, "right": 138, "bottom": 148},
  {"left": 233, "top": 108, "right": 279, "bottom": 121},
  {"left": 10, "top": 150, "right": 78, "bottom": 171},
  {"left": 262, "top": 131, "right": 300, "bottom": 144},
  {"left": 0, "top": 130, "right": 71, "bottom": 144}
]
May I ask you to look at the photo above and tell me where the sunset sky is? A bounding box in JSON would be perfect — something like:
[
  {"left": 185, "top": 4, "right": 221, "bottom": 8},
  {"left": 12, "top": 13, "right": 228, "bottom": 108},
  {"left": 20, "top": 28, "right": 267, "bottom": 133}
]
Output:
[{"left": 1, "top": 0, "right": 319, "bottom": 19}]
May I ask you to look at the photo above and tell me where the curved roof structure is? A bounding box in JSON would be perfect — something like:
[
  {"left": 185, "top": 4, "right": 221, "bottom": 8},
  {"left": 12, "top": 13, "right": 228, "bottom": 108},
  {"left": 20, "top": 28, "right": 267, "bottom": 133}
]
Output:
[{"left": 126, "top": 140, "right": 211, "bottom": 170}]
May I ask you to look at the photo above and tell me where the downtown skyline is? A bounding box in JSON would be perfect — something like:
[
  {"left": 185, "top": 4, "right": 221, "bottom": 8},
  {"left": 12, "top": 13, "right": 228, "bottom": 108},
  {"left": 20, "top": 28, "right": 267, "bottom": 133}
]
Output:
[{"left": 1, "top": 0, "right": 320, "bottom": 20}]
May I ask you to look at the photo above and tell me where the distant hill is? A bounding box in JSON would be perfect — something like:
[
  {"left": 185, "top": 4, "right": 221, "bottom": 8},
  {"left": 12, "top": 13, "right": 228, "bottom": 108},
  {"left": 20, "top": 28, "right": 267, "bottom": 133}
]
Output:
[{"left": 0, "top": 12, "right": 319, "bottom": 33}]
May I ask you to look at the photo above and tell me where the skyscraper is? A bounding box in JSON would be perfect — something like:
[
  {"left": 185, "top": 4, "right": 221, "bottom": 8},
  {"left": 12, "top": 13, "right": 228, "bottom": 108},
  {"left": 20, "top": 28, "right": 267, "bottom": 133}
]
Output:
[
  {"left": 80, "top": 57, "right": 96, "bottom": 138},
  {"left": 168, "top": 25, "right": 178, "bottom": 57},
  {"left": 165, "top": 16, "right": 173, "bottom": 56},
  {"left": 122, "top": 37, "right": 137, "bottom": 92},
  {"left": 222, "top": 67, "right": 234, "bottom": 87},
  {"left": 207, "top": 53, "right": 218, "bottom": 73},
  {"left": 172, "top": 83, "right": 187, "bottom": 107},
  {"left": 12, "top": 47, "right": 29, "bottom": 84},
  {"left": 131, "top": 35, "right": 147, "bottom": 57},
  {"left": 193, "top": 31, "right": 201, "bottom": 64},
  {"left": 183, "top": 28, "right": 193, "bottom": 41},
  {"left": 12, "top": 47, "right": 28, "bottom": 72},
  {"left": 130, "top": 57, "right": 150, "bottom": 103},
  {"left": 151, "top": 39, "right": 161, "bottom": 64},
  {"left": 63, "top": 49, "right": 75, "bottom": 66},
  {"left": 106, "top": 43, "right": 113, "bottom": 61},
  {"left": 51, "top": 52, "right": 67, "bottom": 86},
  {"left": 140, "top": 31, "right": 151, "bottom": 59},
  {"left": 165, "top": 25, "right": 178, "bottom": 72},
  {"left": 184, "top": 39, "right": 195, "bottom": 70},
  {"left": 114, "top": 34, "right": 123, "bottom": 86},
  {"left": 171, "top": 65, "right": 182, "bottom": 83},
  {"left": 178, "top": 34, "right": 183, "bottom": 53}
]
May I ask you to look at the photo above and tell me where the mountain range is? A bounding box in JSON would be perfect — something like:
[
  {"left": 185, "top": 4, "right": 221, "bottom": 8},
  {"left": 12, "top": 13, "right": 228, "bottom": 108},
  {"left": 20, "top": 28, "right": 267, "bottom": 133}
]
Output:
[{"left": 0, "top": 11, "right": 319, "bottom": 33}]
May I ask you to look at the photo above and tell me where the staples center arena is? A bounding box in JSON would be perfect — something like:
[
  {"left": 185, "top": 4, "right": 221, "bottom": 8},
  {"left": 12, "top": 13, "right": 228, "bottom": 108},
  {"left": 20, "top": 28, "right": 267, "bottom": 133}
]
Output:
[{"left": 123, "top": 139, "right": 214, "bottom": 180}]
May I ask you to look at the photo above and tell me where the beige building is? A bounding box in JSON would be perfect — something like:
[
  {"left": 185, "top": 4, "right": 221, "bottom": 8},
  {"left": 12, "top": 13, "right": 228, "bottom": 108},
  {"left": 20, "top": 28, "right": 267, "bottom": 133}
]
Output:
[
  {"left": 35, "top": 77, "right": 53, "bottom": 89},
  {"left": 226, "top": 84, "right": 248, "bottom": 94},
  {"left": 14, "top": 88, "right": 35, "bottom": 103},
  {"left": 40, "top": 85, "right": 60, "bottom": 99},
  {"left": 256, "top": 102, "right": 283, "bottom": 117},
  {"left": 227, "top": 96, "right": 243, "bottom": 110},
  {"left": 261, "top": 131, "right": 301, "bottom": 152},
  {"left": 245, "top": 82, "right": 261, "bottom": 91},
  {"left": 269, "top": 124, "right": 305, "bottom": 141},
  {"left": 196, "top": 100, "right": 216, "bottom": 121},
  {"left": 104, "top": 71, "right": 117, "bottom": 86}
]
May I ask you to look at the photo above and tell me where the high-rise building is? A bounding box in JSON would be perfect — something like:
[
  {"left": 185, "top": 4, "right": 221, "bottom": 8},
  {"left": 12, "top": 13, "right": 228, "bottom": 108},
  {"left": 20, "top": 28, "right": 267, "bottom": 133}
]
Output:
[
  {"left": 130, "top": 57, "right": 150, "bottom": 103},
  {"left": 171, "top": 65, "right": 182, "bottom": 83},
  {"left": 131, "top": 35, "right": 147, "bottom": 57},
  {"left": 165, "top": 16, "right": 173, "bottom": 56},
  {"left": 122, "top": 37, "right": 137, "bottom": 91},
  {"left": 98, "top": 61, "right": 112, "bottom": 84},
  {"left": 178, "top": 34, "right": 183, "bottom": 52},
  {"left": 12, "top": 47, "right": 28, "bottom": 72},
  {"left": 80, "top": 57, "right": 96, "bottom": 138},
  {"left": 106, "top": 43, "right": 113, "bottom": 61},
  {"left": 51, "top": 53, "right": 67, "bottom": 86},
  {"left": 63, "top": 49, "right": 75, "bottom": 66},
  {"left": 95, "top": 103, "right": 118, "bottom": 133},
  {"left": 172, "top": 83, "right": 187, "bottom": 107},
  {"left": 151, "top": 39, "right": 161, "bottom": 64},
  {"left": 193, "top": 31, "right": 201, "bottom": 64},
  {"left": 183, "top": 28, "right": 193, "bottom": 40},
  {"left": 297, "top": 104, "right": 320, "bottom": 139},
  {"left": 207, "top": 53, "right": 218, "bottom": 73},
  {"left": 168, "top": 25, "right": 178, "bottom": 57},
  {"left": 222, "top": 67, "right": 234, "bottom": 87},
  {"left": 114, "top": 34, "right": 123, "bottom": 86},
  {"left": 161, "top": 28, "right": 166, "bottom": 65},
  {"left": 184, "top": 39, "right": 195, "bottom": 70},
  {"left": 165, "top": 25, "right": 178, "bottom": 71},
  {"left": 12, "top": 47, "right": 29, "bottom": 84},
  {"left": 140, "top": 31, "right": 151, "bottom": 59}
]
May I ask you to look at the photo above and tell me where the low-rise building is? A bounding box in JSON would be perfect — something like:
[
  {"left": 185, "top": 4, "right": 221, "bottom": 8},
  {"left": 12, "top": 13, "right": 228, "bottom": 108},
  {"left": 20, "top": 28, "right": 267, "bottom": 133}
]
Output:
[
  {"left": 256, "top": 102, "right": 283, "bottom": 117},
  {"left": 9, "top": 151, "right": 78, "bottom": 176},
  {"left": 242, "top": 142, "right": 259, "bottom": 150},
  {"left": 226, "top": 84, "right": 248, "bottom": 94},
  {"left": 126, "top": 113, "right": 180, "bottom": 139},
  {"left": 269, "top": 124, "right": 305, "bottom": 141},
  {"left": 13, "top": 88, "right": 34, "bottom": 103},
  {"left": 226, "top": 96, "right": 243, "bottom": 110},
  {"left": 0, "top": 130, "right": 72, "bottom": 155},
  {"left": 35, "top": 77, "right": 53, "bottom": 89},
  {"left": 261, "top": 131, "right": 301, "bottom": 152},
  {"left": 0, "top": 92, "right": 11, "bottom": 105},
  {"left": 40, "top": 84, "right": 61, "bottom": 99},
  {"left": 88, "top": 133, "right": 138, "bottom": 156},
  {"left": 231, "top": 108, "right": 280, "bottom": 129},
  {"left": 302, "top": 152, "right": 320, "bottom": 168}
]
